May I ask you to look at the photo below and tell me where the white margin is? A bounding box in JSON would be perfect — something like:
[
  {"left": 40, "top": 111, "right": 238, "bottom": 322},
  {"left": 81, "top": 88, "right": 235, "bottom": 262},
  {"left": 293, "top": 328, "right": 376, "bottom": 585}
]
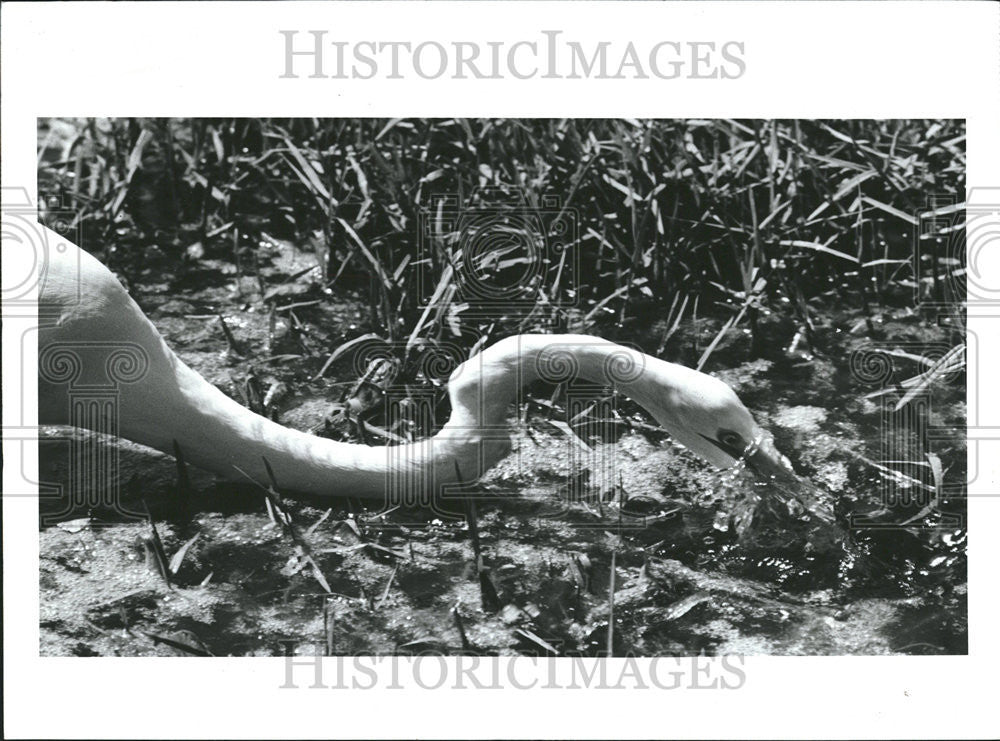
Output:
[{"left": 2, "top": 2, "right": 998, "bottom": 739}]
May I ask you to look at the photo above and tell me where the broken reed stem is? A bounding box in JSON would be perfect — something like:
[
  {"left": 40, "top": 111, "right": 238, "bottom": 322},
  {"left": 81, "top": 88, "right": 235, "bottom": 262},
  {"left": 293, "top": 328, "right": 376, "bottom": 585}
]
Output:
[
  {"left": 456, "top": 459, "right": 500, "bottom": 612},
  {"left": 607, "top": 549, "right": 616, "bottom": 657}
]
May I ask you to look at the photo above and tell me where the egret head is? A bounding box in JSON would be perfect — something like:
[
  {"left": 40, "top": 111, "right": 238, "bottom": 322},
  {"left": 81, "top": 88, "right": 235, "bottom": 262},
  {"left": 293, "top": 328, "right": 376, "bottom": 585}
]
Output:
[{"left": 646, "top": 367, "right": 800, "bottom": 487}]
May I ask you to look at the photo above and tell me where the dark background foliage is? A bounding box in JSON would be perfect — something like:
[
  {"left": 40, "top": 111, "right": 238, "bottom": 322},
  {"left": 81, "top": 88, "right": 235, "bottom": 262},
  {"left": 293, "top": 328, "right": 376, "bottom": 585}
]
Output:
[{"left": 38, "top": 118, "right": 965, "bottom": 353}]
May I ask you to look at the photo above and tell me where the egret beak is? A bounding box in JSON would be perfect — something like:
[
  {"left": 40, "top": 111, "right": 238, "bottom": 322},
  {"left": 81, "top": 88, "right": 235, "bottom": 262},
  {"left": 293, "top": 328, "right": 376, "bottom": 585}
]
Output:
[
  {"left": 700, "top": 431, "right": 838, "bottom": 526},
  {"left": 745, "top": 433, "right": 838, "bottom": 525},
  {"left": 744, "top": 434, "right": 801, "bottom": 489}
]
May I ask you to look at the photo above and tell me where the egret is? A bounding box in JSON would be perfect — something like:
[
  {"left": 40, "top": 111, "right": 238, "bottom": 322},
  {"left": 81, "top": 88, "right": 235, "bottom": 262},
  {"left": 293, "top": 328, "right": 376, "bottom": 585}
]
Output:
[{"left": 36, "top": 229, "right": 801, "bottom": 501}]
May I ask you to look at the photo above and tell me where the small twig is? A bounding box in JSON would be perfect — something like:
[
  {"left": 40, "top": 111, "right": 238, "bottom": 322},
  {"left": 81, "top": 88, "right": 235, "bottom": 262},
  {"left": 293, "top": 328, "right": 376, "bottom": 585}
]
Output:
[
  {"left": 305, "top": 508, "right": 333, "bottom": 538},
  {"left": 607, "top": 550, "right": 616, "bottom": 657},
  {"left": 376, "top": 563, "right": 399, "bottom": 610},
  {"left": 232, "top": 461, "right": 333, "bottom": 594},
  {"left": 172, "top": 439, "right": 193, "bottom": 507},
  {"left": 452, "top": 601, "right": 472, "bottom": 652},
  {"left": 217, "top": 313, "right": 245, "bottom": 356},
  {"left": 457, "top": 460, "right": 500, "bottom": 612},
  {"left": 143, "top": 630, "right": 212, "bottom": 657},
  {"left": 118, "top": 604, "right": 132, "bottom": 635},
  {"left": 324, "top": 598, "right": 336, "bottom": 656},
  {"left": 168, "top": 533, "right": 200, "bottom": 576},
  {"left": 141, "top": 500, "right": 172, "bottom": 588},
  {"left": 514, "top": 628, "right": 559, "bottom": 656}
]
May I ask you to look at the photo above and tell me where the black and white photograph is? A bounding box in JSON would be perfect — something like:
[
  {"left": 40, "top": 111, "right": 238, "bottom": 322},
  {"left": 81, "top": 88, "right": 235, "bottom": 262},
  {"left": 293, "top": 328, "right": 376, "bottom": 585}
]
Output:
[
  {"left": 34, "top": 116, "right": 967, "bottom": 657},
  {"left": 3, "top": 2, "right": 998, "bottom": 739}
]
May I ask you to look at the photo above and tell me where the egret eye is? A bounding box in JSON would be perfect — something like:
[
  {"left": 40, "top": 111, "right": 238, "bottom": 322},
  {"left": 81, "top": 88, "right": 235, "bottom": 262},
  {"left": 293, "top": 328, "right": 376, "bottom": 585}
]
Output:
[{"left": 718, "top": 430, "right": 744, "bottom": 451}]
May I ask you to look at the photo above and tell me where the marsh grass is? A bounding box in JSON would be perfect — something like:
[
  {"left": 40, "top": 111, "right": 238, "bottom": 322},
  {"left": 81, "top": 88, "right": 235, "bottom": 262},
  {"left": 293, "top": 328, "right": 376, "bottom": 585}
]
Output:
[{"left": 37, "top": 118, "right": 966, "bottom": 352}]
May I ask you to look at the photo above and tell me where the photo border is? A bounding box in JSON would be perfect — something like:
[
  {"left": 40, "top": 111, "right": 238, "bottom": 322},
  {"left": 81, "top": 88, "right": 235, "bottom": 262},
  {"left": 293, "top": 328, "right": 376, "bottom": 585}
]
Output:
[{"left": 3, "top": 2, "right": 998, "bottom": 739}]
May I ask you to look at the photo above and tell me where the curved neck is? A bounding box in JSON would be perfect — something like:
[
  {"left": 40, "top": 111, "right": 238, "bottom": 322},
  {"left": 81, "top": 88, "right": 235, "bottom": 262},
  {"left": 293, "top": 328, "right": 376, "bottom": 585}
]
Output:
[
  {"left": 40, "top": 238, "right": 699, "bottom": 503},
  {"left": 118, "top": 335, "right": 681, "bottom": 501}
]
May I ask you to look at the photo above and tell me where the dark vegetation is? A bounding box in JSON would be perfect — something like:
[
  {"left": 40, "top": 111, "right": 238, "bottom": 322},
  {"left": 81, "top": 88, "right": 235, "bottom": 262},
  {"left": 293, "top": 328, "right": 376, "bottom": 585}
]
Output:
[{"left": 38, "top": 118, "right": 966, "bottom": 656}]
